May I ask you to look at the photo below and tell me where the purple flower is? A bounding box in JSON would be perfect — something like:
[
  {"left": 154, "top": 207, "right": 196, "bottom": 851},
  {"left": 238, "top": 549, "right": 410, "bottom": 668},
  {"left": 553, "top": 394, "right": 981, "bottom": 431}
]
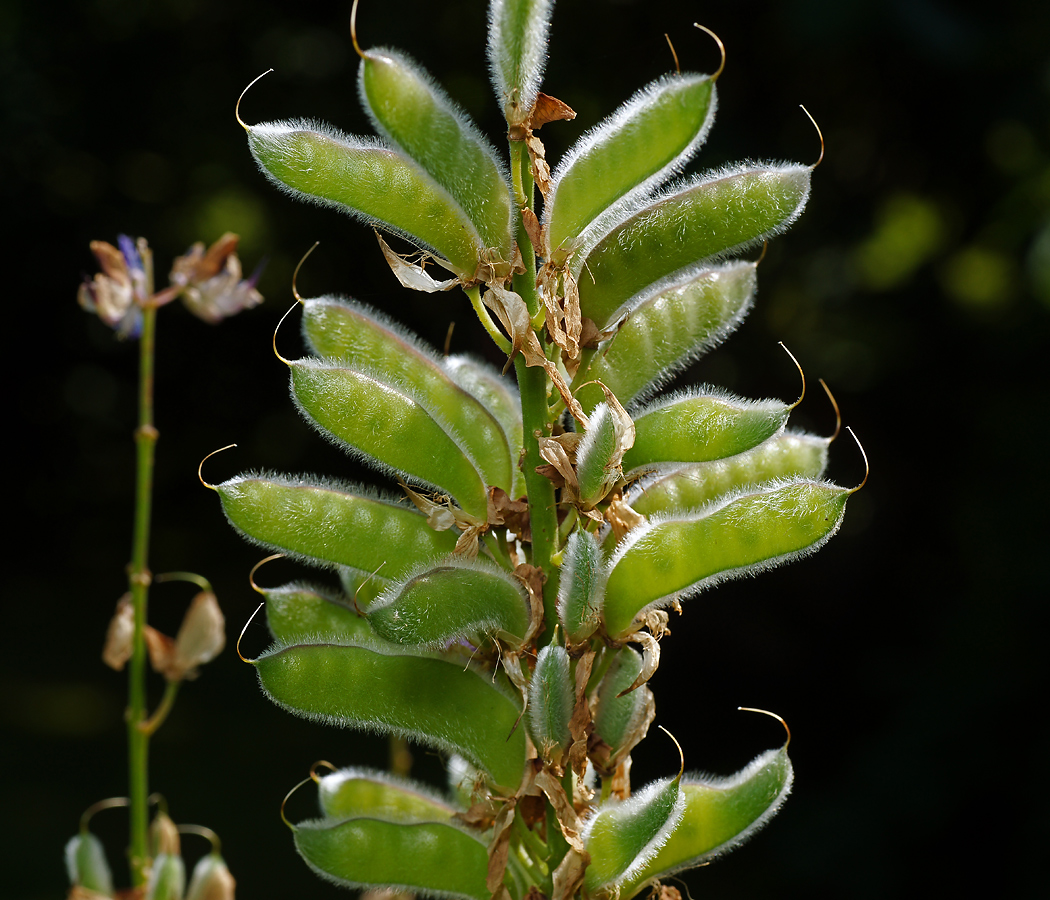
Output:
[{"left": 77, "top": 236, "right": 147, "bottom": 338}]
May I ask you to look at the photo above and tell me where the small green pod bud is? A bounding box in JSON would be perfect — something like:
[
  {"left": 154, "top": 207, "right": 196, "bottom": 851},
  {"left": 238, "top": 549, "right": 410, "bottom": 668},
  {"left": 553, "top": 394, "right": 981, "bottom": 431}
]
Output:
[
  {"left": 575, "top": 262, "right": 757, "bottom": 414},
  {"left": 185, "top": 852, "right": 236, "bottom": 900},
  {"left": 318, "top": 767, "right": 456, "bottom": 822},
  {"left": 65, "top": 831, "right": 114, "bottom": 896},
  {"left": 246, "top": 121, "right": 485, "bottom": 276},
  {"left": 603, "top": 480, "right": 851, "bottom": 638},
  {"left": 262, "top": 582, "right": 378, "bottom": 645},
  {"left": 367, "top": 557, "right": 531, "bottom": 649},
  {"left": 487, "top": 0, "right": 556, "bottom": 126},
  {"left": 359, "top": 49, "right": 514, "bottom": 258},
  {"left": 294, "top": 816, "right": 491, "bottom": 900},
  {"left": 575, "top": 164, "right": 811, "bottom": 329},
  {"left": 576, "top": 403, "right": 622, "bottom": 506},
  {"left": 300, "top": 298, "right": 513, "bottom": 493},
  {"left": 592, "top": 647, "right": 654, "bottom": 768},
  {"left": 289, "top": 358, "right": 491, "bottom": 518},
  {"left": 627, "top": 431, "right": 829, "bottom": 517},
  {"left": 216, "top": 475, "right": 457, "bottom": 576},
  {"left": 622, "top": 388, "right": 792, "bottom": 474},
  {"left": 583, "top": 774, "right": 686, "bottom": 892},
  {"left": 619, "top": 746, "right": 793, "bottom": 898},
  {"left": 254, "top": 638, "right": 527, "bottom": 791},
  {"left": 545, "top": 73, "right": 716, "bottom": 263},
  {"left": 557, "top": 529, "right": 606, "bottom": 644},
  {"left": 527, "top": 644, "right": 574, "bottom": 762},
  {"left": 146, "top": 853, "right": 186, "bottom": 900}
]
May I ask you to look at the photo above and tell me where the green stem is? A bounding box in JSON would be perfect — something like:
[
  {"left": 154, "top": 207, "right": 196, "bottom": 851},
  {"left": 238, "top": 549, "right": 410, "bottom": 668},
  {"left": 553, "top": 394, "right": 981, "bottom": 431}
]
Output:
[
  {"left": 127, "top": 298, "right": 158, "bottom": 886},
  {"left": 465, "top": 285, "right": 512, "bottom": 355}
]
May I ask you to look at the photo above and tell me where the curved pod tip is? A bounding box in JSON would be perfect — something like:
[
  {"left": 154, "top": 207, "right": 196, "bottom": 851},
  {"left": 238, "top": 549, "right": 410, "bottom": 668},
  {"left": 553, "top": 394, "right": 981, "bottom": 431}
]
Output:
[
  {"left": 236, "top": 602, "right": 265, "bottom": 664},
  {"left": 738, "top": 706, "right": 791, "bottom": 748},
  {"left": 235, "top": 69, "right": 274, "bottom": 132},
  {"left": 693, "top": 23, "right": 726, "bottom": 81},
  {"left": 198, "top": 444, "right": 237, "bottom": 491}
]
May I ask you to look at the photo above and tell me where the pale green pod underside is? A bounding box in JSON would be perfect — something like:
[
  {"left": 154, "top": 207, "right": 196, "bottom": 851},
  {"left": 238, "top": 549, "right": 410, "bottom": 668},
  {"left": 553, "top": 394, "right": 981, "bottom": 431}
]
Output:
[
  {"left": 289, "top": 359, "right": 491, "bottom": 517},
  {"left": 557, "top": 529, "right": 606, "bottom": 644},
  {"left": 318, "top": 767, "right": 457, "bottom": 822},
  {"left": 300, "top": 298, "right": 513, "bottom": 492},
  {"left": 576, "top": 403, "right": 619, "bottom": 504},
  {"left": 443, "top": 354, "right": 525, "bottom": 499},
  {"left": 623, "top": 389, "right": 791, "bottom": 473},
  {"left": 295, "top": 816, "right": 490, "bottom": 900},
  {"left": 360, "top": 49, "right": 514, "bottom": 257},
  {"left": 247, "top": 121, "right": 484, "bottom": 275},
  {"left": 487, "top": 0, "right": 555, "bottom": 123},
  {"left": 627, "top": 431, "right": 829, "bottom": 517},
  {"left": 368, "top": 558, "right": 530, "bottom": 649},
  {"left": 185, "top": 854, "right": 233, "bottom": 900},
  {"left": 255, "top": 639, "right": 527, "bottom": 790},
  {"left": 65, "top": 832, "right": 113, "bottom": 895},
  {"left": 527, "top": 644, "right": 573, "bottom": 759},
  {"left": 546, "top": 73, "right": 716, "bottom": 261},
  {"left": 583, "top": 776, "right": 685, "bottom": 892},
  {"left": 592, "top": 647, "right": 650, "bottom": 761},
  {"left": 620, "top": 747, "right": 793, "bottom": 898},
  {"left": 217, "top": 474, "right": 457, "bottom": 577},
  {"left": 146, "top": 853, "right": 185, "bottom": 900},
  {"left": 603, "top": 480, "right": 850, "bottom": 637},
  {"left": 575, "top": 164, "right": 811, "bottom": 328},
  {"left": 575, "top": 262, "right": 757, "bottom": 414},
  {"left": 262, "top": 582, "right": 377, "bottom": 645}
]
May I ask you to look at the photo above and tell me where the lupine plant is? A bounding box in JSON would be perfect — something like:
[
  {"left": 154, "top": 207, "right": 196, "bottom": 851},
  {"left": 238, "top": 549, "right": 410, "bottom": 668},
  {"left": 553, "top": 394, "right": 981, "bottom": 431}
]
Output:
[{"left": 214, "top": 1, "right": 861, "bottom": 897}]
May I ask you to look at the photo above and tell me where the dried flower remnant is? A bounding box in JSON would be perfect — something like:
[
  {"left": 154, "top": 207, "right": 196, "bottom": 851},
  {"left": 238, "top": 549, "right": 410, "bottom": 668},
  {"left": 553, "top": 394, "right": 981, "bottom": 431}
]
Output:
[
  {"left": 170, "top": 232, "right": 264, "bottom": 324},
  {"left": 77, "top": 235, "right": 147, "bottom": 338},
  {"left": 145, "top": 591, "right": 227, "bottom": 682}
]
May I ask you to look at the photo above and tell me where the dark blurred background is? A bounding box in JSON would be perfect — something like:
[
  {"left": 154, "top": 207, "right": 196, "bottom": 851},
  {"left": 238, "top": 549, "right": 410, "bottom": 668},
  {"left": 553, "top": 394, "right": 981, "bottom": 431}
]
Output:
[{"left": 4, "top": 0, "right": 1048, "bottom": 896}]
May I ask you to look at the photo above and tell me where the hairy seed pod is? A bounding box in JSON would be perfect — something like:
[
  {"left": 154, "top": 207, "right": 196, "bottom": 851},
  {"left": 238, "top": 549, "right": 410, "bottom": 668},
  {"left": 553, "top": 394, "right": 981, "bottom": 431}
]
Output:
[
  {"left": 575, "top": 164, "right": 811, "bottom": 328},
  {"left": 289, "top": 358, "right": 491, "bottom": 517},
  {"left": 557, "top": 529, "right": 606, "bottom": 644},
  {"left": 261, "top": 582, "right": 377, "bottom": 645},
  {"left": 65, "top": 831, "right": 114, "bottom": 896},
  {"left": 527, "top": 644, "right": 574, "bottom": 761},
  {"left": 545, "top": 73, "right": 716, "bottom": 263},
  {"left": 575, "top": 262, "right": 757, "bottom": 413},
  {"left": 592, "top": 647, "right": 655, "bottom": 768},
  {"left": 217, "top": 475, "right": 457, "bottom": 576},
  {"left": 487, "top": 0, "right": 556, "bottom": 126},
  {"left": 627, "top": 431, "right": 829, "bottom": 517},
  {"left": 367, "top": 557, "right": 531, "bottom": 649},
  {"left": 254, "top": 638, "right": 527, "bottom": 791},
  {"left": 358, "top": 48, "right": 514, "bottom": 258},
  {"left": 146, "top": 853, "right": 185, "bottom": 900},
  {"left": 300, "top": 297, "right": 513, "bottom": 492},
  {"left": 583, "top": 774, "right": 685, "bottom": 892},
  {"left": 619, "top": 746, "right": 793, "bottom": 898},
  {"left": 318, "top": 766, "right": 457, "bottom": 822},
  {"left": 247, "top": 121, "right": 486, "bottom": 276},
  {"left": 603, "top": 480, "right": 851, "bottom": 638},
  {"left": 185, "top": 853, "right": 236, "bottom": 900},
  {"left": 294, "top": 815, "right": 491, "bottom": 900},
  {"left": 622, "top": 388, "right": 792, "bottom": 474}
]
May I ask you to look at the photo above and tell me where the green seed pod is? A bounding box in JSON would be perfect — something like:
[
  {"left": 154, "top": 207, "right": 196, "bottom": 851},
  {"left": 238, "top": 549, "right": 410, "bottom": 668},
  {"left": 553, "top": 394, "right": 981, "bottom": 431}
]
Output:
[
  {"left": 294, "top": 815, "right": 491, "bottom": 900},
  {"left": 146, "top": 853, "right": 186, "bottom": 900},
  {"left": 627, "top": 431, "right": 829, "bottom": 517},
  {"left": 557, "top": 529, "right": 606, "bottom": 644},
  {"left": 367, "top": 557, "right": 531, "bottom": 649},
  {"left": 443, "top": 354, "right": 525, "bottom": 498},
  {"left": 289, "top": 358, "right": 491, "bottom": 517},
  {"left": 358, "top": 48, "right": 514, "bottom": 258},
  {"left": 318, "top": 766, "right": 457, "bottom": 822},
  {"left": 262, "top": 582, "right": 377, "bottom": 645},
  {"left": 64, "top": 831, "right": 114, "bottom": 896},
  {"left": 185, "top": 852, "right": 236, "bottom": 900},
  {"left": 619, "top": 746, "right": 793, "bottom": 899},
  {"left": 574, "top": 164, "right": 811, "bottom": 329},
  {"left": 246, "top": 121, "right": 485, "bottom": 276},
  {"left": 576, "top": 402, "right": 622, "bottom": 506},
  {"left": 622, "top": 388, "right": 792, "bottom": 474},
  {"left": 583, "top": 774, "right": 686, "bottom": 892},
  {"left": 254, "top": 638, "right": 527, "bottom": 791},
  {"left": 603, "top": 480, "right": 852, "bottom": 638},
  {"left": 545, "top": 73, "right": 716, "bottom": 264},
  {"left": 575, "top": 262, "right": 757, "bottom": 414},
  {"left": 217, "top": 475, "right": 457, "bottom": 577},
  {"left": 300, "top": 297, "right": 513, "bottom": 493},
  {"left": 527, "top": 644, "right": 574, "bottom": 761},
  {"left": 487, "top": 0, "right": 556, "bottom": 126},
  {"left": 592, "top": 647, "right": 654, "bottom": 767}
]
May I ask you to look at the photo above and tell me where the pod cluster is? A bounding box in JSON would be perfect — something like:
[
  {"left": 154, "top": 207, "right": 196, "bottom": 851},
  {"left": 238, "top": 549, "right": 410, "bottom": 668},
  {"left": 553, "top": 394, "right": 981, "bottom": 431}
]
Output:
[{"left": 222, "top": 1, "right": 854, "bottom": 898}]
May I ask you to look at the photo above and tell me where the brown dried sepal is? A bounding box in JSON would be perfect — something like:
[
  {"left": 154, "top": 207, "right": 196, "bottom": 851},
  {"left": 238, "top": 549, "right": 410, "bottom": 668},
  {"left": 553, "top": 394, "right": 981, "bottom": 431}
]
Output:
[
  {"left": 513, "top": 563, "right": 546, "bottom": 646},
  {"left": 605, "top": 494, "right": 648, "bottom": 544},
  {"left": 486, "top": 799, "right": 518, "bottom": 893},
  {"left": 530, "top": 93, "right": 577, "bottom": 130},
  {"left": 102, "top": 594, "right": 135, "bottom": 671},
  {"left": 487, "top": 487, "right": 530, "bottom": 542}
]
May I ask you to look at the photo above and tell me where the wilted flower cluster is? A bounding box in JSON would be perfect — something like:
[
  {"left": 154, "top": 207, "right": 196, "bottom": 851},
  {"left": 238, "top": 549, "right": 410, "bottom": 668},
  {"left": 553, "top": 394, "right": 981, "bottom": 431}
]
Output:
[{"left": 78, "top": 232, "right": 263, "bottom": 336}]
